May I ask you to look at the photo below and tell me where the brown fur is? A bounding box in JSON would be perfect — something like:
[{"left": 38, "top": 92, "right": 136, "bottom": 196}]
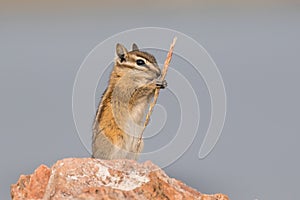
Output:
[{"left": 92, "top": 44, "right": 165, "bottom": 160}]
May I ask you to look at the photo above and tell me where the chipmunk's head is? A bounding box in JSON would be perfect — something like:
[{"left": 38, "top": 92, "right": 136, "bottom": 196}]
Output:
[{"left": 115, "top": 43, "right": 161, "bottom": 79}]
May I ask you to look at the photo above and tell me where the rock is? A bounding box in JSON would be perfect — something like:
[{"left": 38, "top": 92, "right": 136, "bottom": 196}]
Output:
[
  {"left": 11, "top": 164, "right": 51, "bottom": 199},
  {"left": 11, "top": 158, "right": 229, "bottom": 200}
]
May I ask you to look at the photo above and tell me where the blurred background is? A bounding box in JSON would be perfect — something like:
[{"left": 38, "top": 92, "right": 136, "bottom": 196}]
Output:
[{"left": 1, "top": 1, "right": 300, "bottom": 199}]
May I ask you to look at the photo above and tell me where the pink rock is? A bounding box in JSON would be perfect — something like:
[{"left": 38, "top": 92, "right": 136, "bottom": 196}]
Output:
[
  {"left": 11, "top": 158, "right": 229, "bottom": 200},
  {"left": 11, "top": 165, "right": 50, "bottom": 199}
]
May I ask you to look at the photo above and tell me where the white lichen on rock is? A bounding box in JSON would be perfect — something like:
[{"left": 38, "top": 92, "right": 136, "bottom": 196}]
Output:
[{"left": 95, "top": 162, "right": 149, "bottom": 191}]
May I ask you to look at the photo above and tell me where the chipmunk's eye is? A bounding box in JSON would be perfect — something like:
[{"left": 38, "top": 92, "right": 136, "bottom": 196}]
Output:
[{"left": 136, "top": 59, "right": 145, "bottom": 66}]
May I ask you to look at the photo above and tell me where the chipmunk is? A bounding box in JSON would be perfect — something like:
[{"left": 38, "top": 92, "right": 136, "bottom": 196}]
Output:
[{"left": 92, "top": 43, "right": 167, "bottom": 160}]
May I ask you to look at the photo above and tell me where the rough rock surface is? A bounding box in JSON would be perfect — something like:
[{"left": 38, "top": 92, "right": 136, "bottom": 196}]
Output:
[{"left": 11, "top": 158, "right": 229, "bottom": 200}]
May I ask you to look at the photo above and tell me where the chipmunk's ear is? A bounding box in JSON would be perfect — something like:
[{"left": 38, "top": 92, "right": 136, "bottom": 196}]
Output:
[
  {"left": 116, "top": 43, "right": 128, "bottom": 61},
  {"left": 132, "top": 43, "right": 139, "bottom": 51}
]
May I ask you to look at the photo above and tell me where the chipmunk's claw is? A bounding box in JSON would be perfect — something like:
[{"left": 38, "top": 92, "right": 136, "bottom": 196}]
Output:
[{"left": 156, "top": 79, "right": 167, "bottom": 89}]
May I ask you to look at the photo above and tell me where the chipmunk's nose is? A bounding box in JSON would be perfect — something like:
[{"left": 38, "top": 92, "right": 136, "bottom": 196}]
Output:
[{"left": 155, "top": 67, "right": 161, "bottom": 77}]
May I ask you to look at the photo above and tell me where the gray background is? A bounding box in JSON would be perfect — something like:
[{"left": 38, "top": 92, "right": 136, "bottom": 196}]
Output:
[{"left": 1, "top": 1, "right": 300, "bottom": 199}]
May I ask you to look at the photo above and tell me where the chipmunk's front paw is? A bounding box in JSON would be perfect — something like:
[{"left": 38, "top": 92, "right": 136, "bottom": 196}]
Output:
[{"left": 156, "top": 79, "right": 167, "bottom": 89}]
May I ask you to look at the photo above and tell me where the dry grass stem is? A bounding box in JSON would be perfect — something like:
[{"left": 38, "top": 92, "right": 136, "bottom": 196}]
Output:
[{"left": 137, "top": 37, "right": 177, "bottom": 149}]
